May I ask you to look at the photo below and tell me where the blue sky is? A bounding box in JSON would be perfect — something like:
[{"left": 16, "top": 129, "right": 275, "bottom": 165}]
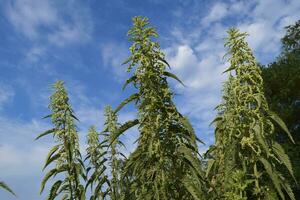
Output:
[{"left": 0, "top": 0, "right": 299, "bottom": 199}]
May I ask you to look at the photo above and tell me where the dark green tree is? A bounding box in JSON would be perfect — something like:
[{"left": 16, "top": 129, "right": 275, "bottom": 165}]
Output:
[
  {"left": 281, "top": 20, "right": 300, "bottom": 54},
  {"left": 113, "top": 16, "right": 205, "bottom": 200},
  {"left": 209, "top": 28, "right": 295, "bottom": 200},
  {"left": 36, "top": 81, "right": 86, "bottom": 200}
]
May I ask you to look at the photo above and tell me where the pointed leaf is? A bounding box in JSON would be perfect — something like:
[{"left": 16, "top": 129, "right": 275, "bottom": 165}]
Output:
[
  {"left": 163, "top": 71, "right": 185, "bottom": 86},
  {"left": 115, "top": 93, "right": 139, "bottom": 113},
  {"left": 269, "top": 111, "right": 295, "bottom": 143},
  {"left": 0, "top": 181, "right": 16, "bottom": 196},
  {"left": 35, "top": 128, "right": 55, "bottom": 140},
  {"left": 122, "top": 75, "right": 137, "bottom": 90}
]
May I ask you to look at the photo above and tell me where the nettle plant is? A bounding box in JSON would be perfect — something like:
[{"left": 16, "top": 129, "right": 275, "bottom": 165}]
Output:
[
  {"left": 208, "top": 28, "right": 296, "bottom": 200},
  {"left": 85, "top": 125, "right": 109, "bottom": 200},
  {"left": 85, "top": 105, "right": 126, "bottom": 200},
  {"left": 102, "top": 105, "right": 125, "bottom": 200},
  {"left": 32, "top": 16, "right": 297, "bottom": 200},
  {"left": 112, "top": 16, "right": 206, "bottom": 200},
  {"left": 37, "top": 81, "right": 86, "bottom": 200}
]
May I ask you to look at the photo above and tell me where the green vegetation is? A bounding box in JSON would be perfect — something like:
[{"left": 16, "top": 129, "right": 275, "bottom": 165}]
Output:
[
  {"left": 0, "top": 181, "right": 16, "bottom": 197},
  {"left": 85, "top": 125, "right": 109, "bottom": 200},
  {"left": 113, "top": 16, "right": 205, "bottom": 200},
  {"left": 102, "top": 105, "right": 124, "bottom": 200},
  {"left": 207, "top": 28, "right": 295, "bottom": 200},
  {"left": 262, "top": 20, "right": 300, "bottom": 198},
  {"left": 36, "top": 81, "right": 86, "bottom": 200},
  {"left": 0, "top": 16, "right": 296, "bottom": 200}
]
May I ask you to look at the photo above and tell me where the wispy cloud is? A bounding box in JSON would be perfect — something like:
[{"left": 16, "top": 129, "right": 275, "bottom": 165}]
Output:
[
  {"left": 5, "top": 0, "right": 57, "bottom": 39},
  {"left": 100, "top": 42, "right": 129, "bottom": 81},
  {"left": 0, "top": 116, "right": 52, "bottom": 199},
  {"left": 166, "top": 44, "right": 226, "bottom": 91},
  {"left": 201, "top": 2, "right": 229, "bottom": 26},
  {"left": 0, "top": 144, "right": 48, "bottom": 176},
  {"left": 0, "top": 84, "right": 14, "bottom": 110},
  {"left": 5, "top": 0, "right": 93, "bottom": 46},
  {"left": 25, "top": 46, "right": 46, "bottom": 63},
  {"left": 0, "top": 116, "right": 52, "bottom": 177},
  {"left": 237, "top": 0, "right": 300, "bottom": 55}
]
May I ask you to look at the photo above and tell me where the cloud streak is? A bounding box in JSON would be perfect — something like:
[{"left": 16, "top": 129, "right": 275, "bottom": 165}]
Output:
[
  {"left": 5, "top": 0, "right": 93, "bottom": 46},
  {"left": 0, "top": 84, "right": 14, "bottom": 110}
]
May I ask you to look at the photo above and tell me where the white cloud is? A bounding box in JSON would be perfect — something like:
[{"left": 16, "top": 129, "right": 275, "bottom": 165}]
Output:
[
  {"left": 195, "top": 0, "right": 300, "bottom": 60},
  {"left": 167, "top": 45, "right": 226, "bottom": 90},
  {"left": 200, "top": 1, "right": 252, "bottom": 27},
  {"left": 6, "top": 0, "right": 57, "bottom": 39},
  {"left": 0, "top": 117, "right": 51, "bottom": 176},
  {"left": 0, "top": 84, "right": 14, "bottom": 110},
  {"left": 5, "top": 0, "right": 93, "bottom": 46},
  {"left": 100, "top": 42, "right": 129, "bottom": 80},
  {"left": 237, "top": 0, "right": 300, "bottom": 56},
  {"left": 239, "top": 21, "right": 280, "bottom": 54},
  {"left": 252, "top": 0, "right": 300, "bottom": 24},
  {"left": 202, "top": 2, "right": 228, "bottom": 26},
  {"left": 77, "top": 106, "right": 104, "bottom": 129},
  {"left": 48, "top": 24, "right": 91, "bottom": 47},
  {"left": 25, "top": 46, "right": 46, "bottom": 63},
  {"left": 167, "top": 45, "right": 197, "bottom": 71},
  {"left": 0, "top": 144, "right": 48, "bottom": 176},
  {"left": 0, "top": 116, "right": 55, "bottom": 199}
]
